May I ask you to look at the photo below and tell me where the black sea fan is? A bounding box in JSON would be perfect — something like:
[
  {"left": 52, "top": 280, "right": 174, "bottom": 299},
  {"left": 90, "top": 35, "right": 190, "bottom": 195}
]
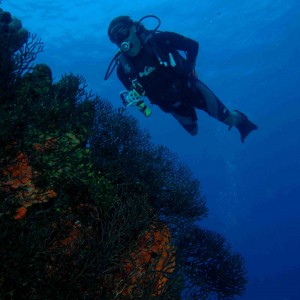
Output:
[{"left": 179, "top": 225, "right": 247, "bottom": 299}]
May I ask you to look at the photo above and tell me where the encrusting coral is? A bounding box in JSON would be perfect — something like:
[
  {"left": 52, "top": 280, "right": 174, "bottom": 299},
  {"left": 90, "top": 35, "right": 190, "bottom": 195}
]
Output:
[
  {"left": 117, "top": 223, "right": 176, "bottom": 297},
  {"left": 1, "top": 148, "right": 57, "bottom": 220}
]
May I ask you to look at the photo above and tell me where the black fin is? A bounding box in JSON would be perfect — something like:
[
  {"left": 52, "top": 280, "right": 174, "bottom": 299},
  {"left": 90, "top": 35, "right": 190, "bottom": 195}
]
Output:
[{"left": 233, "top": 110, "right": 258, "bottom": 143}]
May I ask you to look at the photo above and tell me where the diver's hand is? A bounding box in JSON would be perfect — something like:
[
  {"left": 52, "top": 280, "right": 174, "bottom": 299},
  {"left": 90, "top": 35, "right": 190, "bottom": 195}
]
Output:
[{"left": 120, "top": 90, "right": 141, "bottom": 107}]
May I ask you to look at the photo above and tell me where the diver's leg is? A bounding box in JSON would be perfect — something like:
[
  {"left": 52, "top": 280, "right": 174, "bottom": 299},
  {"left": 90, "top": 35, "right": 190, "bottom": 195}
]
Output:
[
  {"left": 192, "top": 80, "right": 257, "bottom": 142},
  {"left": 162, "top": 101, "right": 198, "bottom": 135},
  {"left": 171, "top": 111, "right": 198, "bottom": 136}
]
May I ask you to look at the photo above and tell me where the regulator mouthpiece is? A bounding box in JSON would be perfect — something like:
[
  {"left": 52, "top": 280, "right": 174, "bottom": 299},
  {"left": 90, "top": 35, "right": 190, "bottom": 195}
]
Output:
[{"left": 120, "top": 41, "right": 131, "bottom": 52}]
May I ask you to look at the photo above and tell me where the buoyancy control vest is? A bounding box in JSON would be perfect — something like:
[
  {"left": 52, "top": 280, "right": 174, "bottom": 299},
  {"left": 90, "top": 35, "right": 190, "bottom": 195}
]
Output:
[
  {"left": 104, "top": 25, "right": 192, "bottom": 83},
  {"left": 118, "top": 33, "right": 192, "bottom": 80}
]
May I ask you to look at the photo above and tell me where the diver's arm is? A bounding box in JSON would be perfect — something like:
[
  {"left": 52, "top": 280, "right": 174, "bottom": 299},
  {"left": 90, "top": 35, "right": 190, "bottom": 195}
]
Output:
[{"left": 156, "top": 31, "right": 199, "bottom": 65}]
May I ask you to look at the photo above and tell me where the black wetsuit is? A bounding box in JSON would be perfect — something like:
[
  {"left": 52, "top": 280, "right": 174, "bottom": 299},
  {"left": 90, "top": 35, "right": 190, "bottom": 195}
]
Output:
[{"left": 117, "top": 31, "right": 230, "bottom": 135}]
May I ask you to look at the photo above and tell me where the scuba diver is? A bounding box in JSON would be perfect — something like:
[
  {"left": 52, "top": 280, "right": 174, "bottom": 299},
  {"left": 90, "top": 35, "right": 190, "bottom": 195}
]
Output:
[{"left": 105, "top": 15, "right": 258, "bottom": 142}]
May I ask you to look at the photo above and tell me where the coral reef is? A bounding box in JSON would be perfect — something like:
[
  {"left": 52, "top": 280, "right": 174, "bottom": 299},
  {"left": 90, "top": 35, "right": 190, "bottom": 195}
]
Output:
[{"left": 0, "top": 8, "right": 247, "bottom": 300}]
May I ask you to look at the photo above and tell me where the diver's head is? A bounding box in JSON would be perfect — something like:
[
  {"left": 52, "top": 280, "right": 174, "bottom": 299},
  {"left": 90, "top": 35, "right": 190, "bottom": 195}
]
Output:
[{"left": 108, "top": 16, "right": 142, "bottom": 57}]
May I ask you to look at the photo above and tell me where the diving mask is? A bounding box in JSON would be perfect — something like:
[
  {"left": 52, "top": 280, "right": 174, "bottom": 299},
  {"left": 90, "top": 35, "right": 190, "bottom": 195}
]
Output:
[{"left": 109, "top": 24, "right": 130, "bottom": 45}]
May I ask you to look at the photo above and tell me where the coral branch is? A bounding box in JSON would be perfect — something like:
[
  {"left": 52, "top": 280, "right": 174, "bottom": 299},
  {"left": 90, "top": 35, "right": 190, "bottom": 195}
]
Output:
[{"left": 13, "top": 33, "right": 44, "bottom": 77}]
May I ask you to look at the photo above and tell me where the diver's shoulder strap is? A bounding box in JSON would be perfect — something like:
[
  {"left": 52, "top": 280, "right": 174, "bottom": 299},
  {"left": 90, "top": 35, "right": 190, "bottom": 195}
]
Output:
[{"left": 139, "top": 30, "right": 169, "bottom": 65}]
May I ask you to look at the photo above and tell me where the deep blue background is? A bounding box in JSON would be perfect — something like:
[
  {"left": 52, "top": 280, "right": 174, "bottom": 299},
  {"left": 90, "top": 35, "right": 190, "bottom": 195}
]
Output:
[{"left": 2, "top": 0, "right": 300, "bottom": 299}]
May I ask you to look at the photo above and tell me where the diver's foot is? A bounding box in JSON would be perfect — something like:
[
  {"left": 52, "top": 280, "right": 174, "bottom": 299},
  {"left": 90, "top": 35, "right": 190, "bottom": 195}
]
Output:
[{"left": 228, "top": 110, "right": 258, "bottom": 143}]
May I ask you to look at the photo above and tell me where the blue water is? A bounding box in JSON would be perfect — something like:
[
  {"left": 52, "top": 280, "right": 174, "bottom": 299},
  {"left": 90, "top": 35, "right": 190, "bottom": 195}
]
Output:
[{"left": 2, "top": 0, "right": 300, "bottom": 299}]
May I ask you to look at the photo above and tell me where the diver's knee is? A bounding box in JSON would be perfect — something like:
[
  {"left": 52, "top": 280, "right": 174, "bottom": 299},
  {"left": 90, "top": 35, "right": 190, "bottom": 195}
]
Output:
[
  {"left": 185, "top": 123, "right": 198, "bottom": 136},
  {"left": 190, "top": 125, "right": 198, "bottom": 136}
]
